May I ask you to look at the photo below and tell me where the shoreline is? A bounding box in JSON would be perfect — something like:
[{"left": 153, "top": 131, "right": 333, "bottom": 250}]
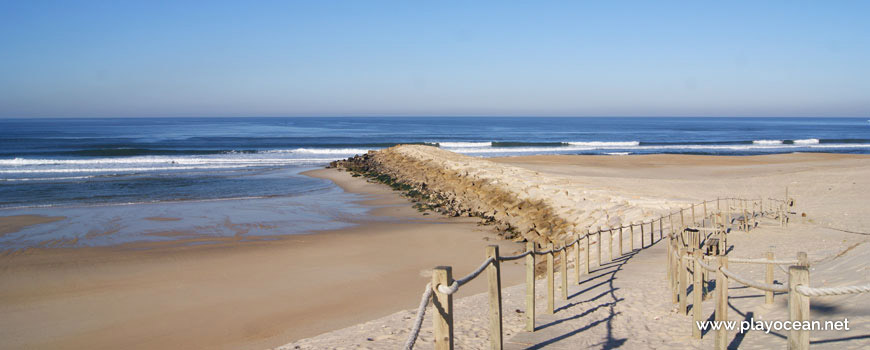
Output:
[{"left": 0, "top": 166, "right": 524, "bottom": 350}]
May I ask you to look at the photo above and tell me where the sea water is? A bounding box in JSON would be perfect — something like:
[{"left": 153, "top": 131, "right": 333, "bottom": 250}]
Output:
[{"left": 1, "top": 117, "right": 868, "bottom": 248}]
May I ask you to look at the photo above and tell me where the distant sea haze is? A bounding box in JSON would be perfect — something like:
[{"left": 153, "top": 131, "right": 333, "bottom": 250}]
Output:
[{"left": 1, "top": 117, "right": 868, "bottom": 208}]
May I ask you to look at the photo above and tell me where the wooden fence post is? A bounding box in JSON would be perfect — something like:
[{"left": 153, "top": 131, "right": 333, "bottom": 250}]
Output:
[
  {"left": 680, "top": 209, "right": 685, "bottom": 229},
  {"left": 659, "top": 218, "right": 664, "bottom": 242},
  {"left": 641, "top": 223, "right": 646, "bottom": 248},
  {"left": 585, "top": 231, "right": 590, "bottom": 275},
  {"left": 765, "top": 250, "right": 775, "bottom": 304},
  {"left": 788, "top": 252, "right": 810, "bottom": 350},
  {"left": 678, "top": 248, "right": 688, "bottom": 315},
  {"left": 597, "top": 229, "right": 602, "bottom": 265},
  {"left": 671, "top": 238, "right": 679, "bottom": 303},
  {"left": 650, "top": 221, "right": 655, "bottom": 245},
  {"left": 666, "top": 231, "right": 674, "bottom": 285},
  {"left": 703, "top": 200, "right": 708, "bottom": 218},
  {"left": 574, "top": 234, "right": 581, "bottom": 284},
  {"left": 525, "top": 242, "right": 535, "bottom": 332},
  {"left": 691, "top": 204, "right": 696, "bottom": 225},
  {"left": 630, "top": 224, "right": 635, "bottom": 251},
  {"left": 693, "top": 250, "right": 703, "bottom": 339},
  {"left": 609, "top": 228, "right": 614, "bottom": 261},
  {"left": 433, "top": 266, "right": 454, "bottom": 350},
  {"left": 547, "top": 243, "right": 555, "bottom": 314},
  {"left": 560, "top": 242, "right": 568, "bottom": 300},
  {"left": 715, "top": 256, "right": 728, "bottom": 350},
  {"left": 485, "top": 245, "right": 503, "bottom": 350},
  {"left": 618, "top": 226, "right": 624, "bottom": 256}
]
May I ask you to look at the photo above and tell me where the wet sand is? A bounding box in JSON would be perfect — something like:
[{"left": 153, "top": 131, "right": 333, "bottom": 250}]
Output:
[
  {"left": 0, "top": 169, "right": 524, "bottom": 350},
  {"left": 0, "top": 215, "right": 65, "bottom": 238}
]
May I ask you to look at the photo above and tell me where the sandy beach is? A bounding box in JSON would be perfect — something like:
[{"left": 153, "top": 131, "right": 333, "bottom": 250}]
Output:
[
  {"left": 0, "top": 168, "right": 525, "bottom": 350},
  {"left": 2, "top": 152, "right": 869, "bottom": 349}
]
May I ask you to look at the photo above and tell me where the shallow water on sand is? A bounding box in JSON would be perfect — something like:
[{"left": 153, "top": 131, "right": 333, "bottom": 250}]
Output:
[{"left": 0, "top": 173, "right": 372, "bottom": 250}]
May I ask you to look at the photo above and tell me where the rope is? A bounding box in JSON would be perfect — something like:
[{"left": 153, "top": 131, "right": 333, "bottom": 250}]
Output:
[
  {"left": 534, "top": 248, "right": 555, "bottom": 255},
  {"left": 403, "top": 282, "right": 433, "bottom": 350},
  {"left": 436, "top": 257, "right": 495, "bottom": 295},
  {"left": 686, "top": 227, "right": 720, "bottom": 232},
  {"left": 499, "top": 250, "right": 532, "bottom": 261},
  {"left": 795, "top": 284, "right": 870, "bottom": 297},
  {"left": 695, "top": 258, "right": 718, "bottom": 272},
  {"left": 776, "top": 264, "right": 789, "bottom": 274},
  {"left": 720, "top": 266, "right": 789, "bottom": 293},
  {"left": 728, "top": 258, "right": 799, "bottom": 265}
]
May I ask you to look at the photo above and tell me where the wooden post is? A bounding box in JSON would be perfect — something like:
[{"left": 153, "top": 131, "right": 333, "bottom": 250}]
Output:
[
  {"left": 485, "top": 245, "right": 503, "bottom": 350},
  {"left": 691, "top": 204, "right": 696, "bottom": 225},
  {"left": 560, "top": 243, "right": 568, "bottom": 300},
  {"left": 585, "top": 231, "right": 590, "bottom": 275},
  {"left": 669, "top": 214, "right": 675, "bottom": 239},
  {"left": 788, "top": 252, "right": 810, "bottom": 350},
  {"left": 640, "top": 222, "right": 646, "bottom": 248},
  {"left": 650, "top": 221, "right": 655, "bottom": 245},
  {"left": 609, "top": 228, "right": 614, "bottom": 261},
  {"left": 671, "top": 238, "right": 679, "bottom": 303},
  {"left": 765, "top": 250, "right": 775, "bottom": 304},
  {"left": 680, "top": 208, "right": 685, "bottom": 228},
  {"left": 525, "top": 242, "right": 535, "bottom": 332},
  {"left": 797, "top": 251, "right": 808, "bottom": 266},
  {"left": 703, "top": 200, "right": 708, "bottom": 217},
  {"left": 693, "top": 251, "right": 703, "bottom": 339},
  {"left": 678, "top": 249, "right": 688, "bottom": 315},
  {"left": 784, "top": 189, "right": 790, "bottom": 228},
  {"left": 618, "top": 226, "right": 624, "bottom": 256},
  {"left": 574, "top": 235, "right": 581, "bottom": 284},
  {"left": 717, "top": 197, "right": 721, "bottom": 211},
  {"left": 715, "top": 256, "right": 728, "bottom": 350},
  {"left": 666, "top": 231, "right": 674, "bottom": 286},
  {"left": 659, "top": 218, "right": 664, "bottom": 242},
  {"left": 597, "top": 229, "right": 602, "bottom": 265},
  {"left": 547, "top": 243, "right": 555, "bottom": 314},
  {"left": 433, "top": 266, "right": 454, "bottom": 350},
  {"left": 630, "top": 224, "right": 635, "bottom": 251}
]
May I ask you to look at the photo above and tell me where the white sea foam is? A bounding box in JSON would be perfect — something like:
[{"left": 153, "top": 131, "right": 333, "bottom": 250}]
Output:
[
  {"left": 1, "top": 175, "right": 97, "bottom": 181},
  {"left": 605, "top": 152, "right": 631, "bottom": 155},
  {"left": 0, "top": 157, "right": 343, "bottom": 175},
  {"left": 792, "top": 138, "right": 820, "bottom": 145},
  {"left": 565, "top": 141, "right": 640, "bottom": 147},
  {"left": 0, "top": 157, "right": 340, "bottom": 166},
  {"left": 752, "top": 140, "right": 784, "bottom": 145},
  {"left": 436, "top": 142, "right": 493, "bottom": 148}
]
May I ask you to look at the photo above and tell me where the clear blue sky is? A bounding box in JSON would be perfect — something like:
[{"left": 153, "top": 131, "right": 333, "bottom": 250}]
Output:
[{"left": 1, "top": 1, "right": 868, "bottom": 117}]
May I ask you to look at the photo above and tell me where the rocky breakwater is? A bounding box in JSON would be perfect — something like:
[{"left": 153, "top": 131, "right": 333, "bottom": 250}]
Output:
[{"left": 331, "top": 145, "right": 677, "bottom": 245}]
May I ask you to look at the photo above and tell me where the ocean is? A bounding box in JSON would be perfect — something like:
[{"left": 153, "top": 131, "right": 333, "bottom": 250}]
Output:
[
  {"left": 2, "top": 116, "right": 870, "bottom": 208},
  {"left": 1, "top": 117, "right": 868, "bottom": 248}
]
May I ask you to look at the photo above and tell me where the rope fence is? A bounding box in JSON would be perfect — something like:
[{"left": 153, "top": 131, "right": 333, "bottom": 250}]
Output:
[
  {"left": 666, "top": 195, "right": 870, "bottom": 350},
  {"left": 400, "top": 192, "right": 865, "bottom": 350}
]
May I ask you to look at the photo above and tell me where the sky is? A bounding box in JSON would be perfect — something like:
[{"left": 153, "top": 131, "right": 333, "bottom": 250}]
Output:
[{"left": 0, "top": 1, "right": 868, "bottom": 118}]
